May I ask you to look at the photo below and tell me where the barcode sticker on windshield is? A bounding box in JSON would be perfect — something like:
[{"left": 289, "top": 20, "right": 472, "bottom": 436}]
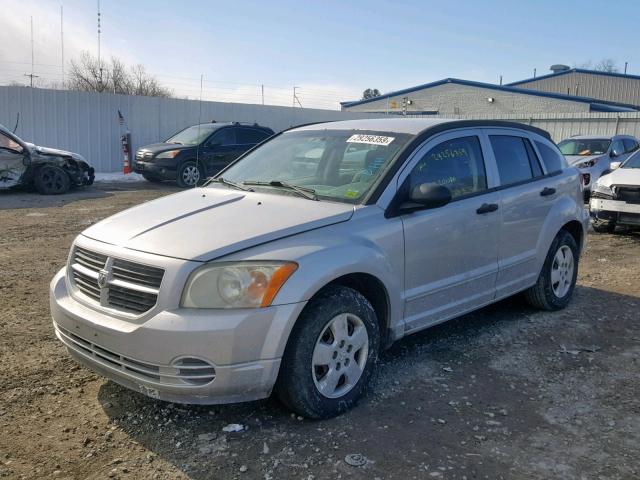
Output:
[{"left": 346, "top": 134, "right": 395, "bottom": 146}]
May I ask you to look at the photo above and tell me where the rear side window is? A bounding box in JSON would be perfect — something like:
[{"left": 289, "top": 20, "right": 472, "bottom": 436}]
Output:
[
  {"left": 210, "top": 128, "right": 235, "bottom": 146},
  {"left": 535, "top": 141, "right": 564, "bottom": 173},
  {"left": 623, "top": 138, "right": 639, "bottom": 153},
  {"left": 237, "top": 128, "right": 270, "bottom": 145},
  {"left": 408, "top": 136, "right": 487, "bottom": 199},
  {"left": 490, "top": 135, "right": 542, "bottom": 185}
]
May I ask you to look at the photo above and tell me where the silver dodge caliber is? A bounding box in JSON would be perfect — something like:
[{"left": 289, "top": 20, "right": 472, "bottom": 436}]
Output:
[{"left": 50, "top": 119, "right": 589, "bottom": 418}]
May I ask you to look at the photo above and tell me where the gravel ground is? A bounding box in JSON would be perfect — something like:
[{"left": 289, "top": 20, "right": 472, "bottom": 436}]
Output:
[{"left": 0, "top": 184, "right": 639, "bottom": 480}]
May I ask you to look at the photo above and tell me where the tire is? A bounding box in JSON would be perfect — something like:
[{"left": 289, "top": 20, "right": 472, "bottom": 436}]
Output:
[
  {"left": 176, "top": 161, "right": 205, "bottom": 188},
  {"left": 275, "top": 285, "right": 380, "bottom": 419},
  {"left": 524, "top": 230, "right": 579, "bottom": 311},
  {"left": 142, "top": 173, "right": 163, "bottom": 183},
  {"left": 592, "top": 219, "right": 616, "bottom": 234},
  {"left": 35, "top": 165, "right": 71, "bottom": 195}
]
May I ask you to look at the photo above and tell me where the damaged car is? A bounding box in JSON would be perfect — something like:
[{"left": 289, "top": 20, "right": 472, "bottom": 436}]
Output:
[
  {"left": 590, "top": 151, "right": 640, "bottom": 233},
  {"left": 0, "top": 124, "right": 94, "bottom": 195}
]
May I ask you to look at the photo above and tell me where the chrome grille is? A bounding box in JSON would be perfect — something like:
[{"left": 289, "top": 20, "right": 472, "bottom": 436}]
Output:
[
  {"left": 56, "top": 326, "right": 216, "bottom": 386},
  {"left": 135, "top": 150, "right": 153, "bottom": 161},
  {"left": 615, "top": 186, "right": 640, "bottom": 205},
  {"left": 70, "top": 246, "right": 164, "bottom": 314}
]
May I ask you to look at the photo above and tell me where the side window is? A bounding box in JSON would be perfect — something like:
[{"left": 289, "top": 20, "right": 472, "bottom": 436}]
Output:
[
  {"left": 523, "top": 138, "right": 544, "bottom": 177},
  {"left": 0, "top": 132, "right": 23, "bottom": 153},
  {"left": 209, "top": 128, "right": 235, "bottom": 146},
  {"left": 535, "top": 141, "right": 564, "bottom": 173},
  {"left": 489, "top": 135, "right": 539, "bottom": 185},
  {"left": 408, "top": 136, "right": 487, "bottom": 199},
  {"left": 611, "top": 139, "right": 624, "bottom": 156},
  {"left": 237, "top": 128, "right": 270, "bottom": 145},
  {"left": 623, "top": 138, "right": 639, "bottom": 153}
]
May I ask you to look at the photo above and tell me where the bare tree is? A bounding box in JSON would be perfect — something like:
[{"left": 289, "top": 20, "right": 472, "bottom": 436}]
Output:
[
  {"left": 66, "top": 51, "right": 172, "bottom": 97},
  {"left": 593, "top": 58, "right": 619, "bottom": 73}
]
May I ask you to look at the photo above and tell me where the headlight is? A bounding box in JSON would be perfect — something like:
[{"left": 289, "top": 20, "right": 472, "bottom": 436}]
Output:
[
  {"left": 576, "top": 158, "right": 598, "bottom": 169},
  {"left": 181, "top": 261, "right": 298, "bottom": 309},
  {"left": 592, "top": 183, "right": 612, "bottom": 197},
  {"left": 156, "top": 150, "right": 181, "bottom": 159}
]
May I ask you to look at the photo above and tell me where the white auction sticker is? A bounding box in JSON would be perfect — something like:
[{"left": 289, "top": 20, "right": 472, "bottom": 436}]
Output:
[{"left": 346, "top": 134, "right": 395, "bottom": 146}]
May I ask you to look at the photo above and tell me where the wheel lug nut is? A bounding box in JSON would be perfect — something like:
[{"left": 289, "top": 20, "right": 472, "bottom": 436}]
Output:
[
  {"left": 339, "top": 340, "right": 345, "bottom": 348},
  {"left": 332, "top": 351, "right": 338, "bottom": 359},
  {"left": 336, "top": 363, "right": 341, "bottom": 371},
  {"left": 347, "top": 345, "right": 352, "bottom": 353}
]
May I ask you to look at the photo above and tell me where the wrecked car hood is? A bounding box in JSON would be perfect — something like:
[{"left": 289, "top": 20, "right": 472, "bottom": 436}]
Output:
[
  {"left": 596, "top": 168, "right": 640, "bottom": 188},
  {"left": 26, "top": 142, "right": 89, "bottom": 164},
  {"left": 81, "top": 187, "right": 355, "bottom": 261}
]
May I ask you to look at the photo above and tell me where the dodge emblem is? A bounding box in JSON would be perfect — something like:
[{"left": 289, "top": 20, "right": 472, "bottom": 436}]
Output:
[{"left": 97, "top": 269, "right": 109, "bottom": 288}]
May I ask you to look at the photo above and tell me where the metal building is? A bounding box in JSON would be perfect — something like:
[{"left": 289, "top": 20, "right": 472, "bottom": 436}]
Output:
[
  {"left": 508, "top": 68, "right": 640, "bottom": 108},
  {"left": 341, "top": 78, "right": 639, "bottom": 116}
]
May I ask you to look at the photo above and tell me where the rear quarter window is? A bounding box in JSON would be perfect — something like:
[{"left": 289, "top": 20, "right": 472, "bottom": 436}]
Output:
[{"left": 535, "top": 141, "right": 565, "bottom": 174}]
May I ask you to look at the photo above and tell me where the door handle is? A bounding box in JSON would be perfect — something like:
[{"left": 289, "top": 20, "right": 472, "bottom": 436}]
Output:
[
  {"left": 476, "top": 203, "right": 499, "bottom": 214},
  {"left": 540, "top": 187, "right": 556, "bottom": 197}
]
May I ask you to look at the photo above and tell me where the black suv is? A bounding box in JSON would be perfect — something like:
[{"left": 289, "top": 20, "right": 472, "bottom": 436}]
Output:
[{"left": 134, "top": 122, "right": 274, "bottom": 187}]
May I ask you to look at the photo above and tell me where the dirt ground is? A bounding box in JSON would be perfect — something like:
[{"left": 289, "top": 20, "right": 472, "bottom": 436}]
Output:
[{"left": 0, "top": 183, "right": 639, "bottom": 480}]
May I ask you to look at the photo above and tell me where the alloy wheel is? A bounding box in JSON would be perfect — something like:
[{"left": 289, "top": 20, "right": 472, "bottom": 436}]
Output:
[
  {"left": 551, "top": 245, "right": 574, "bottom": 298},
  {"left": 181, "top": 164, "right": 201, "bottom": 186}
]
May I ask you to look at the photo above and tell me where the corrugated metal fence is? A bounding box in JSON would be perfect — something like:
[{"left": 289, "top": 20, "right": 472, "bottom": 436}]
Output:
[
  {"left": 0, "top": 86, "right": 380, "bottom": 172},
  {"left": 4, "top": 86, "right": 640, "bottom": 172}
]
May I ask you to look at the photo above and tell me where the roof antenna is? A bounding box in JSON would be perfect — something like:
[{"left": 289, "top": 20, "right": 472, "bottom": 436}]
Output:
[
  {"left": 195, "top": 74, "right": 203, "bottom": 188},
  {"left": 13, "top": 113, "right": 20, "bottom": 134}
]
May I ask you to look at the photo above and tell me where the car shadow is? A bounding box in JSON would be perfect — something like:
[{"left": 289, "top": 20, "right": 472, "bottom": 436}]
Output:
[{"left": 96, "top": 284, "right": 639, "bottom": 479}]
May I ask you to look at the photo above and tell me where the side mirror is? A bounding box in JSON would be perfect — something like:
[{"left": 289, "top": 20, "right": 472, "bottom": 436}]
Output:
[
  {"left": 610, "top": 147, "right": 623, "bottom": 158},
  {"left": 402, "top": 183, "right": 452, "bottom": 212},
  {"left": 610, "top": 161, "right": 621, "bottom": 170}
]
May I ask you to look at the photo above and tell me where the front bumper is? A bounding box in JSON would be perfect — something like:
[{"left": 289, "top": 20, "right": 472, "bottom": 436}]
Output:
[
  {"left": 590, "top": 198, "right": 640, "bottom": 226},
  {"left": 133, "top": 161, "right": 177, "bottom": 180},
  {"left": 50, "top": 268, "right": 306, "bottom": 404}
]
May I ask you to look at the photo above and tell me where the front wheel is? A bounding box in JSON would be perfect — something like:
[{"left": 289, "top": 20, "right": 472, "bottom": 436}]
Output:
[
  {"left": 35, "top": 165, "right": 71, "bottom": 195},
  {"left": 176, "top": 161, "right": 205, "bottom": 188},
  {"left": 275, "top": 286, "right": 380, "bottom": 419},
  {"left": 524, "top": 230, "right": 579, "bottom": 311}
]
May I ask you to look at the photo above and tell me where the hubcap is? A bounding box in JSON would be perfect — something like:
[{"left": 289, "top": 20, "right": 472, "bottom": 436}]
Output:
[
  {"left": 311, "top": 313, "right": 369, "bottom": 399},
  {"left": 551, "top": 245, "right": 574, "bottom": 298},
  {"left": 182, "top": 165, "right": 200, "bottom": 185},
  {"left": 41, "top": 168, "right": 66, "bottom": 193}
]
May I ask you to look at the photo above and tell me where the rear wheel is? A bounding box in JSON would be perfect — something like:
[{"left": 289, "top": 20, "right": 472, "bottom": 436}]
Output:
[
  {"left": 35, "top": 165, "right": 71, "bottom": 195},
  {"left": 524, "top": 230, "right": 579, "bottom": 311},
  {"left": 275, "top": 286, "right": 380, "bottom": 419},
  {"left": 176, "top": 161, "right": 205, "bottom": 188}
]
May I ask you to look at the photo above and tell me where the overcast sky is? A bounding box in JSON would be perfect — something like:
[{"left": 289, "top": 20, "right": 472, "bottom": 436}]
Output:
[{"left": 2, "top": 0, "right": 640, "bottom": 109}]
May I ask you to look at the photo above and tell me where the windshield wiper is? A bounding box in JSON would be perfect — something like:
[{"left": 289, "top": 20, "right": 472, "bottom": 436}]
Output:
[
  {"left": 243, "top": 180, "right": 318, "bottom": 200},
  {"left": 215, "top": 177, "right": 253, "bottom": 191}
]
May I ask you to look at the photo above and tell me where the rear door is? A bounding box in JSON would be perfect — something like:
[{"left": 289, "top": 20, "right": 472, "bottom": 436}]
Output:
[
  {"left": 485, "top": 128, "right": 557, "bottom": 299},
  {"left": 399, "top": 129, "right": 501, "bottom": 332},
  {"left": 237, "top": 127, "right": 271, "bottom": 153}
]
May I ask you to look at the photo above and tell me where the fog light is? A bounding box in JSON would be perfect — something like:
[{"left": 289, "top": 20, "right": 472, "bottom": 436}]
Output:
[{"left": 172, "top": 357, "right": 216, "bottom": 386}]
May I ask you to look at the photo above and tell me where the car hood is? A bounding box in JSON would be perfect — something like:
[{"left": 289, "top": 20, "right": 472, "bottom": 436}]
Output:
[
  {"left": 25, "top": 142, "right": 89, "bottom": 164},
  {"left": 565, "top": 154, "right": 602, "bottom": 166},
  {"left": 138, "top": 143, "right": 192, "bottom": 154},
  {"left": 81, "top": 187, "right": 355, "bottom": 261},
  {"left": 596, "top": 168, "right": 640, "bottom": 188}
]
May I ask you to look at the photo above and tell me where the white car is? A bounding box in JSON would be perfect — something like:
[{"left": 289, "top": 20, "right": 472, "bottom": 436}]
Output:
[
  {"left": 558, "top": 135, "right": 639, "bottom": 199},
  {"left": 590, "top": 152, "right": 640, "bottom": 232}
]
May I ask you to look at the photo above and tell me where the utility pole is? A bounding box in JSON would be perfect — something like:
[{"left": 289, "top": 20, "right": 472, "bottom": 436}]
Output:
[
  {"left": 533, "top": 68, "right": 537, "bottom": 78},
  {"left": 261, "top": 84, "right": 264, "bottom": 105},
  {"left": 61, "top": 5, "right": 64, "bottom": 84},
  {"left": 499, "top": 75, "right": 503, "bottom": 86},
  {"left": 292, "top": 86, "right": 302, "bottom": 107},
  {"left": 24, "top": 16, "right": 39, "bottom": 87},
  {"left": 97, "top": 0, "right": 103, "bottom": 91},
  {"left": 624, "top": 62, "right": 628, "bottom": 75}
]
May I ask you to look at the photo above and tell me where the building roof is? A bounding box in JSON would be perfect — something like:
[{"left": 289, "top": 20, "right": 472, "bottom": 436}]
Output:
[
  {"left": 507, "top": 68, "right": 640, "bottom": 86},
  {"left": 340, "top": 77, "right": 640, "bottom": 112}
]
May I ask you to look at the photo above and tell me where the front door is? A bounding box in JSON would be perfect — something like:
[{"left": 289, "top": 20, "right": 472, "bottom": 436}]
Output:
[
  {"left": 0, "top": 130, "right": 27, "bottom": 189},
  {"left": 202, "top": 127, "right": 241, "bottom": 175},
  {"left": 399, "top": 131, "right": 500, "bottom": 332}
]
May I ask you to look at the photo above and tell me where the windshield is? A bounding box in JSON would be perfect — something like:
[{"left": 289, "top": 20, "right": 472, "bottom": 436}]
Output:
[
  {"left": 214, "top": 130, "right": 412, "bottom": 203},
  {"left": 622, "top": 151, "right": 640, "bottom": 168},
  {"left": 165, "top": 124, "right": 218, "bottom": 145},
  {"left": 558, "top": 139, "right": 611, "bottom": 156}
]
